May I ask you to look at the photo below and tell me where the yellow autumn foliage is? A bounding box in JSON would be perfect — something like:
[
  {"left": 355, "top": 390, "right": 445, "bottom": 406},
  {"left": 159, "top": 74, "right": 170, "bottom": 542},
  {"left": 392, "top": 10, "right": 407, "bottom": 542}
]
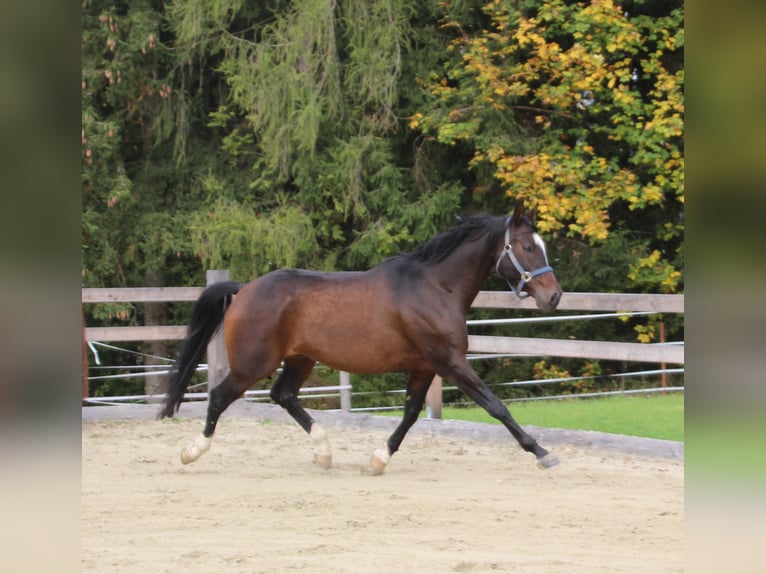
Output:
[{"left": 416, "top": 0, "right": 684, "bottom": 293}]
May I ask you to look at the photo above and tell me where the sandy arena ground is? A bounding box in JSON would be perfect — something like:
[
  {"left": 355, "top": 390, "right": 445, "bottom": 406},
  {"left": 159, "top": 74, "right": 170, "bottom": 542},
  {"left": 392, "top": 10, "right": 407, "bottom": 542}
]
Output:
[{"left": 82, "top": 403, "right": 683, "bottom": 573}]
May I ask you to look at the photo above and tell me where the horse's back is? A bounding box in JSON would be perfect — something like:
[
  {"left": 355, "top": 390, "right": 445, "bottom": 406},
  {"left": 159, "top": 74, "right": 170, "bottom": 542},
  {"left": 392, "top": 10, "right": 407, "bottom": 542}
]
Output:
[{"left": 238, "top": 268, "right": 374, "bottom": 305}]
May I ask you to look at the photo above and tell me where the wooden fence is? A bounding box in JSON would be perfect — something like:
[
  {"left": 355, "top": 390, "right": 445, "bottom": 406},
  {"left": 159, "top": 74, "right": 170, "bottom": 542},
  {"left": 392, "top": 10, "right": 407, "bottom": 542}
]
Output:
[{"left": 83, "top": 271, "right": 684, "bottom": 412}]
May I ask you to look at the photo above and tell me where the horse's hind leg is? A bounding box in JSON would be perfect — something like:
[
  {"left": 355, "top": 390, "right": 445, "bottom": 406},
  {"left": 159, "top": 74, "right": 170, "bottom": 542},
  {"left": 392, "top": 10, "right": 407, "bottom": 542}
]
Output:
[
  {"left": 181, "top": 346, "right": 282, "bottom": 464},
  {"left": 269, "top": 355, "right": 332, "bottom": 469},
  {"left": 179, "top": 372, "right": 254, "bottom": 464}
]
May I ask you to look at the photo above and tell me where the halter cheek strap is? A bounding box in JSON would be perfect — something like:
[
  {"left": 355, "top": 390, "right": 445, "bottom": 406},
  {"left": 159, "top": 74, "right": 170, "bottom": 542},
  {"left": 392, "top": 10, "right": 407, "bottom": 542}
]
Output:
[{"left": 495, "top": 220, "right": 554, "bottom": 298}]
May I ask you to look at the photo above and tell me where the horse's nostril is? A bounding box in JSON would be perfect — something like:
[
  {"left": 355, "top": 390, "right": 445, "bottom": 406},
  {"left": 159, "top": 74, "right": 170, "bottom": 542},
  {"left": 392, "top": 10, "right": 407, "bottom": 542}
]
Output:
[{"left": 550, "top": 291, "right": 561, "bottom": 307}]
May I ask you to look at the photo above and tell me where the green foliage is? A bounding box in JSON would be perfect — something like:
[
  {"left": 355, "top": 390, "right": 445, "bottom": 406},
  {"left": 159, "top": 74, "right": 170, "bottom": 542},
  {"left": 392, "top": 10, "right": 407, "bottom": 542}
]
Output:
[
  {"left": 215, "top": 0, "right": 343, "bottom": 178},
  {"left": 190, "top": 198, "right": 320, "bottom": 278}
]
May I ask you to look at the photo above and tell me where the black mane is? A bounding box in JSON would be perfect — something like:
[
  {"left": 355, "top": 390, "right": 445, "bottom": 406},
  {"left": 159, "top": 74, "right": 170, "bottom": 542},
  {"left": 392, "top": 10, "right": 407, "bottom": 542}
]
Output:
[{"left": 407, "top": 214, "right": 506, "bottom": 265}]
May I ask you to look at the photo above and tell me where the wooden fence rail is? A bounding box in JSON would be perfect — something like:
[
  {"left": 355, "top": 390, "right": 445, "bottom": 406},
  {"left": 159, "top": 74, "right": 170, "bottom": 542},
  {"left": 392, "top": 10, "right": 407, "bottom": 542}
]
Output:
[
  {"left": 82, "top": 286, "right": 204, "bottom": 303},
  {"left": 472, "top": 291, "right": 683, "bottom": 313},
  {"left": 83, "top": 287, "right": 684, "bottom": 313}
]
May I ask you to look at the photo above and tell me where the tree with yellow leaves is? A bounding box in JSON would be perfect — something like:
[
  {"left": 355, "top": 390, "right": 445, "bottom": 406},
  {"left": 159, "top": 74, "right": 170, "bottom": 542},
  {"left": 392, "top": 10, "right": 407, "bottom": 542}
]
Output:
[{"left": 414, "top": 0, "right": 683, "bottom": 294}]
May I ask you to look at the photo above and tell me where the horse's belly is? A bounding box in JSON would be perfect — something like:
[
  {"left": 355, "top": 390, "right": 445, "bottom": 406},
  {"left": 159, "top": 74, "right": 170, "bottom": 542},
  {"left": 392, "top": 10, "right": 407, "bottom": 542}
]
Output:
[{"left": 290, "top": 331, "right": 422, "bottom": 374}]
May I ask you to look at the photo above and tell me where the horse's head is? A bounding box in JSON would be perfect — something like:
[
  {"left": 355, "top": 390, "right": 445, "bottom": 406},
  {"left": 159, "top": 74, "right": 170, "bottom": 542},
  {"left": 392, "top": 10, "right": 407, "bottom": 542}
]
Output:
[{"left": 495, "top": 203, "right": 562, "bottom": 312}]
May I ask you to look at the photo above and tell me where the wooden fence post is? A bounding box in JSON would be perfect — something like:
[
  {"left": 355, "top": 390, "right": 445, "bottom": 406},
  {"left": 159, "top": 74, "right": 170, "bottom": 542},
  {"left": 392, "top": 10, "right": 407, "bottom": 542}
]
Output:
[
  {"left": 659, "top": 319, "right": 667, "bottom": 391},
  {"left": 206, "top": 270, "right": 230, "bottom": 393},
  {"left": 426, "top": 375, "right": 442, "bottom": 419},
  {"left": 339, "top": 371, "right": 351, "bottom": 412}
]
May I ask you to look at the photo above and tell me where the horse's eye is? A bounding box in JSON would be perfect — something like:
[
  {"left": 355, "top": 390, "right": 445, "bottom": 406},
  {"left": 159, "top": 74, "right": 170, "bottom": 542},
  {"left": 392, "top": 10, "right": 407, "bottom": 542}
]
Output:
[{"left": 523, "top": 245, "right": 533, "bottom": 253}]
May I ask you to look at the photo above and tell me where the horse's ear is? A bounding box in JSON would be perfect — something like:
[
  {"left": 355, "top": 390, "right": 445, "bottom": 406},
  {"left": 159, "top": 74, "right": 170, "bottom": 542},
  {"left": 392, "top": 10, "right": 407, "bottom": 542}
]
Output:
[
  {"left": 512, "top": 201, "right": 525, "bottom": 225},
  {"left": 528, "top": 204, "right": 537, "bottom": 222}
]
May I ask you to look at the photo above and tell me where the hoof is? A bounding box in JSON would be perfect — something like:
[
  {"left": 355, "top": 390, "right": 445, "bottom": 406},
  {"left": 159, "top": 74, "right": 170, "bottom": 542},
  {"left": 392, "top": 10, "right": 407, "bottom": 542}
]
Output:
[
  {"left": 536, "top": 452, "right": 560, "bottom": 469},
  {"left": 313, "top": 453, "right": 333, "bottom": 470},
  {"left": 310, "top": 424, "right": 332, "bottom": 469},
  {"left": 180, "top": 449, "right": 196, "bottom": 465},
  {"left": 370, "top": 447, "right": 390, "bottom": 476},
  {"left": 180, "top": 434, "right": 211, "bottom": 465}
]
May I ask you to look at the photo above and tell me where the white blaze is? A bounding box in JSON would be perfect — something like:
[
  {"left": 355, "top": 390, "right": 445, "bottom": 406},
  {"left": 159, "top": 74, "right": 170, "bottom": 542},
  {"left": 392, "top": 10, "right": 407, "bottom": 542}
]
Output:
[{"left": 533, "top": 233, "right": 549, "bottom": 265}]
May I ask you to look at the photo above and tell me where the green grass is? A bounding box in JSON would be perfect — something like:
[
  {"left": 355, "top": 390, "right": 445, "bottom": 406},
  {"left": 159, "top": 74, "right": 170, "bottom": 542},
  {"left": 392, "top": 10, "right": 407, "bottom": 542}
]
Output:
[{"left": 379, "top": 393, "right": 684, "bottom": 442}]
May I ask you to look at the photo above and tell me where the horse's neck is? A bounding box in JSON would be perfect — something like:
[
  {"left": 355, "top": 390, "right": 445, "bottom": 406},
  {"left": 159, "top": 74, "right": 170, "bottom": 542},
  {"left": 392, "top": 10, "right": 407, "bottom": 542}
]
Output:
[{"left": 433, "top": 240, "right": 495, "bottom": 309}]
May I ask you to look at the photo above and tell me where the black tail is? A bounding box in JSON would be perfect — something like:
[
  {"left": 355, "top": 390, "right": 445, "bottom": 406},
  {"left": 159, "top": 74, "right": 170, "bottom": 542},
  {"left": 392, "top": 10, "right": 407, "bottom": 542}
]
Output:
[{"left": 157, "top": 280, "right": 243, "bottom": 419}]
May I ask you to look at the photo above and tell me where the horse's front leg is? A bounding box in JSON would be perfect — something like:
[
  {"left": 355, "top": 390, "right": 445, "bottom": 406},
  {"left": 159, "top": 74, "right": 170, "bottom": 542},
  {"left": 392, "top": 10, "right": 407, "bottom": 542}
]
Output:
[
  {"left": 371, "top": 370, "right": 435, "bottom": 475},
  {"left": 441, "top": 359, "right": 559, "bottom": 469}
]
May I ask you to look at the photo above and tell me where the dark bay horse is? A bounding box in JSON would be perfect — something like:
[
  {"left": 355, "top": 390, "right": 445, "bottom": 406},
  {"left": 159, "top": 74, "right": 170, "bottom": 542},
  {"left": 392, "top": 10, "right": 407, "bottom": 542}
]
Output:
[{"left": 159, "top": 203, "right": 562, "bottom": 473}]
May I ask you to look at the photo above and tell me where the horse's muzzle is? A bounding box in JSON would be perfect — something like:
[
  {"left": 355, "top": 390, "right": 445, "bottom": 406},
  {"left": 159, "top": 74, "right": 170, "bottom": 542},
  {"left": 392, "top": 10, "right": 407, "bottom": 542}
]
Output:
[{"left": 533, "top": 283, "right": 562, "bottom": 312}]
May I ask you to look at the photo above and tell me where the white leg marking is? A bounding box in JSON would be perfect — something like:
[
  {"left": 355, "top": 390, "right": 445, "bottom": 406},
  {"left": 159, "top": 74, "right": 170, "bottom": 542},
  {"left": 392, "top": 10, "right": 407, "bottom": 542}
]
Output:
[
  {"left": 180, "top": 433, "right": 212, "bottom": 465},
  {"left": 310, "top": 423, "right": 332, "bottom": 469},
  {"left": 370, "top": 446, "right": 390, "bottom": 476}
]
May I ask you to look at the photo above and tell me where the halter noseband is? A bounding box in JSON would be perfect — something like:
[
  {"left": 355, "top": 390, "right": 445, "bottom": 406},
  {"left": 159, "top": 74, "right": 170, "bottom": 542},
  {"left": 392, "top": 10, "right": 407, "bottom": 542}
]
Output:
[{"left": 495, "top": 218, "right": 554, "bottom": 298}]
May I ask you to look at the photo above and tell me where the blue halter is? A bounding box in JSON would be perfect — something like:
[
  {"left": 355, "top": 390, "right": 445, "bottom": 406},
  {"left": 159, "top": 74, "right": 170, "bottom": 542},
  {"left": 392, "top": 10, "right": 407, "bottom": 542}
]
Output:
[{"left": 495, "top": 219, "right": 555, "bottom": 299}]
